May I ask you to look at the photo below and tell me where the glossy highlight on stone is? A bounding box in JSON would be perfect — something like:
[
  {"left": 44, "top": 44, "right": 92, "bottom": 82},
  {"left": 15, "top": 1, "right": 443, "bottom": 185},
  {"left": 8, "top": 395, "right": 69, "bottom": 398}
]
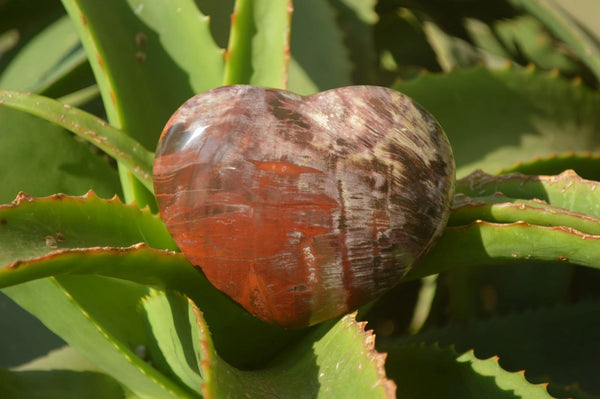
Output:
[{"left": 153, "top": 85, "right": 455, "bottom": 328}]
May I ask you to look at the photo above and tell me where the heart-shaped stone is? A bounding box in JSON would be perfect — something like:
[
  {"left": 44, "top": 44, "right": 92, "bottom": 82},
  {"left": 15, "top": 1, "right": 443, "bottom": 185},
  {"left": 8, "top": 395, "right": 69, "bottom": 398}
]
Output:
[{"left": 153, "top": 85, "right": 454, "bottom": 328}]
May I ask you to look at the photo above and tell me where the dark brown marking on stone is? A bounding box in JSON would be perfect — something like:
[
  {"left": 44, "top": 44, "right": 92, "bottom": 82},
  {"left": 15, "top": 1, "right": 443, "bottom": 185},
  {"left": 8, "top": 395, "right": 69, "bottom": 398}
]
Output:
[{"left": 266, "top": 93, "right": 313, "bottom": 143}]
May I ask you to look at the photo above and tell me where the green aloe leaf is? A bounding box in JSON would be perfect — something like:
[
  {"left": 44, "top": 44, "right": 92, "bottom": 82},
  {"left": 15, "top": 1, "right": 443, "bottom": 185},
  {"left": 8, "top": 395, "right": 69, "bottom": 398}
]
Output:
[
  {"left": 0, "top": 293, "right": 65, "bottom": 368},
  {"left": 0, "top": 106, "right": 121, "bottom": 204},
  {"left": 438, "top": 171, "right": 600, "bottom": 326},
  {"left": 455, "top": 170, "right": 600, "bottom": 218},
  {"left": 13, "top": 345, "right": 104, "bottom": 371},
  {"left": 411, "top": 170, "right": 600, "bottom": 280},
  {"left": 327, "top": 0, "right": 378, "bottom": 84},
  {"left": 61, "top": 0, "right": 225, "bottom": 205},
  {"left": 382, "top": 343, "right": 552, "bottom": 398},
  {"left": 287, "top": 0, "right": 352, "bottom": 94},
  {"left": 60, "top": 0, "right": 223, "bottom": 148},
  {"left": 0, "top": 15, "right": 88, "bottom": 96},
  {"left": 0, "top": 90, "right": 154, "bottom": 192},
  {"left": 193, "top": 0, "right": 235, "bottom": 49},
  {"left": 203, "top": 313, "right": 395, "bottom": 398},
  {"left": 409, "top": 220, "right": 600, "bottom": 281},
  {"left": 3, "top": 278, "right": 190, "bottom": 399},
  {"left": 499, "top": 152, "right": 600, "bottom": 180},
  {"left": 0, "top": 367, "right": 128, "bottom": 399},
  {"left": 223, "top": 0, "right": 292, "bottom": 88},
  {"left": 374, "top": 7, "right": 440, "bottom": 80},
  {"left": 0, "top": 245, "right": 197, "bottom": 295},
  {"left": 0, "top": 2, "right": 64, "bottom": 60},
  {"left": 142, "top": 291, "right": 204, "bottom": 398},
  {"left": 473, "top": 15, "right": 583, "bottom": 75},
  {"left": 385, "top": 300, "right": 600, "bottom": 398},
  {"left": 394, "top": 66, "right": 600, "bottom": 178},
  {"left": 0, "top": 192, "right": 303, "bottom": 369},
  {"left": 56, "top": 84, "right": 100, "bottom": 108},
  {"left": 423, "top": 20, "right": 501, "bottom": 71},
  {"left": 137, "top": 291, "right": 397, "bottom": 398},
  {"left": 507, "top": 0, "right": 600, "bottom": 81},
  {"left": 0, "top": 191, "right": 174, "bottom": 264},
  {"left": 449, "top": 196, "right": 600, "bottom": 235}
]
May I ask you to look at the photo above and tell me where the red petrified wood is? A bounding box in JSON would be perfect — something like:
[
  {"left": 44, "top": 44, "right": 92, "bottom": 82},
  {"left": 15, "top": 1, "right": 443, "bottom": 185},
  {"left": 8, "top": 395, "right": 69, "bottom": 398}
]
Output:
[{"left": 153, "top": 85, "right": 454, "bottom": 328}]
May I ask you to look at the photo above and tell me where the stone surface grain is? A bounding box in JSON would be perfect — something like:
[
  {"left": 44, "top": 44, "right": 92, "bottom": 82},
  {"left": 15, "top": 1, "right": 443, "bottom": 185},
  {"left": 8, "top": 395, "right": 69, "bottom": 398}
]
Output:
[{"left": 154, "top": 85, "right": 454, "bottom": 328}]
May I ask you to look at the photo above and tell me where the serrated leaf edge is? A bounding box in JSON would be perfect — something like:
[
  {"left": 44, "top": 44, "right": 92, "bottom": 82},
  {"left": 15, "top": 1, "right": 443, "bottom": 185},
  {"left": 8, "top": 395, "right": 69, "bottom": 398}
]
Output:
[
  {"left": 383, "top": 300, "right": 600, "bottom": 397},
  {"left": 456, "top": 168, "right": 599, "bottom": 195},
  {"left": 2, "top": 190, "right": 160, "bottom": 220},
  {"left": 398, "top": 60, "right": 591, "bottom": 84},
  {"left": 449, "top": 196, "right": 600, "bottom": 234},
  {"left": 387, "top": 341, "right": 554, "bottom": 397},
  {"left": 348, "top": 312, "right": 397, "bottom": 398}
]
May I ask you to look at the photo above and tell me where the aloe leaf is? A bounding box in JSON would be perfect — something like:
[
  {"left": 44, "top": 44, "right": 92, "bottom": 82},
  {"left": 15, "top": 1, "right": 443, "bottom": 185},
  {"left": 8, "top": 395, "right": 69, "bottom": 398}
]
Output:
[
  {"left": 394, "top": 66, "right": 600, "bottom": 177},
  {"left": 382, "top": 343, "right": 552, "bottom": 398},
  {"left": 0, "top": 90, "right": 154, "bottom": 192},
  {"left": 0, "top": 367, "right": 128, "bottom": 399},
  {"left": 61, "top": 0, "right": 224, "bottom": 205},
  {"left": 0, "top": 293, "right": 64, "bottom": 368},
  {"left": 0, "top": 10, "right": 99, "bottom": 111},
  {"left": 462, "top": 18, "right": 513, "bottom": 61},
  {"left": 327, "top": 0, "right": 378, "bottom": 84},
  {"left": 374, "top": 7, "right": 440, "bottom": 79},
  {"left": 449, "top": 196, "right": 600, "bottom": 235},
  {"left": 0, "top": 245, "right": 197, "bottom": 293},
  {"left": 507, "top": 0, "right": 600, "bottom": 81},
  {"left": 223, "top": 0, "right": 291, "bottom": 88},
  {"left": 499, "top": 152, "right": 600, "bottom": 180},
  {"left": 0, "top": 29, "right": 19, "bottom": 59},
  {"left": 0, "top": 15, "right": 86, "bottom": 95},
  {"left": 464, "top": 15, "right": 586, "bottom": 78},
  {"left": 56, "top": 84, "right": 100, "bottom": 108},
  {"left": 203, "top": 313, "right": 396, "bottom": 398},
  {"left": 409, "top": 221, "right": 600, "bottom": 281},
  {"left": 423, "top": 20, "right": 499, "bottom": 71},
  {"left": 12, "top": 345, "right": 99, "bottom": 371},
  {"left": 455, "top": 170, "right": 600, "bottom": 218},
  {"left": 385, "top": 300, "right": 600, "bottom": 398},
  {"left": 441, "top": 171, "right": 600, "bottom": 300},
  {"left": 0, "top": 192, "right": 174, "bottom": 264},
  {"left": 287, "top": 0, "right": 352, "bottom": 94},
  {"left": 140, "top": 290, "right": 396, "bottom": 398},
  {"left": 60, "top": 0, "right": 223, "bottom": 148},
  {"left": 193, "top": 0, "right": 235, "bottom": 48},
  {"left": 1, "top": 246, "right": 244, "bottom": 373},
  {"left": 10, "top": 346, "right": 140, "bottom": 398},
  {"left": 0, "top": 105, "right": 121, "bottom": 204},
  {"left": 0, "top": 2, "right": 64, "bottom": 56},
  {"left": 438, "top": 170, "right": 600, "bottom": 325},
  {"left": 142, "top": 291, "right": 203, "bottom": 398},
  {"left": 0, "top": 192, "right": 303, "bottom": 369},
  {"left": 485, "top": 15, "right": 583, "bottom": 74},
  {"left": 3, "top": 278, "right": 190, "bottom": 399}
]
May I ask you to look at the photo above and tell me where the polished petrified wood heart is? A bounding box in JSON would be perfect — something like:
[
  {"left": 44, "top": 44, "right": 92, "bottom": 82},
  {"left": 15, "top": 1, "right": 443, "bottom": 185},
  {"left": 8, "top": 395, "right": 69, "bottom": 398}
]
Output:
[{"left": 153, "top": 85, "right": 454, "bottom": 328}]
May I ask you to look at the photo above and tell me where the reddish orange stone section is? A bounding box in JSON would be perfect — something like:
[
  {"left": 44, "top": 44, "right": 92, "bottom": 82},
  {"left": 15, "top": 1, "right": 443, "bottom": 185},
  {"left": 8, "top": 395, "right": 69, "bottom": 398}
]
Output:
[{"left": 153, "top": 85, "right": 454, "bottom": 328}]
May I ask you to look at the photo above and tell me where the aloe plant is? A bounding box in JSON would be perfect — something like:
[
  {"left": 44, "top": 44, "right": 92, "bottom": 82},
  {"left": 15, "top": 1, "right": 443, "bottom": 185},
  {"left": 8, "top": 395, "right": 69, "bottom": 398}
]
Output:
[{"left": 1, "top": 0, "right": 600, "bottom": 397}]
